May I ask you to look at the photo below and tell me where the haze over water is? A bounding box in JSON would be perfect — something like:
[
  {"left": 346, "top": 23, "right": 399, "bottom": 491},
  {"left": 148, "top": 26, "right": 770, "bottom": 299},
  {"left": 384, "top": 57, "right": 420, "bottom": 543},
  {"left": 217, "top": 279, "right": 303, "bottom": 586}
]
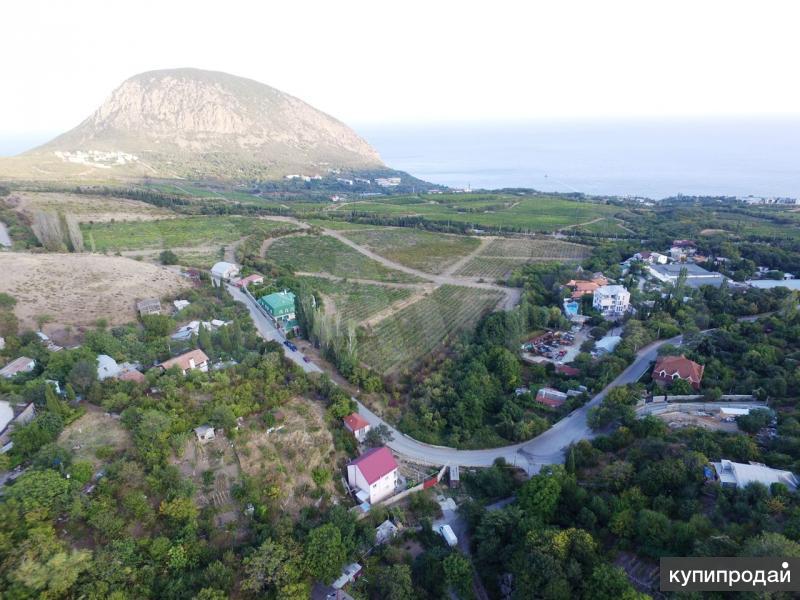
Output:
[{"left": 360, "top": 118, "right": 800, "bottom": 199}]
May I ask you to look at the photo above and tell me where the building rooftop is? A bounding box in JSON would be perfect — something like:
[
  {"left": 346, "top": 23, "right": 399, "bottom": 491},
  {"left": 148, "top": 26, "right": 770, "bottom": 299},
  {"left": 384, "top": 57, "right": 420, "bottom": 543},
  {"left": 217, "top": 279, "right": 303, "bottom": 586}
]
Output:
[
  {"left": 0, "top": 357, "right": 35, "bottom": 378},
  {"left": 259, "top": 290, "right": 296, "bottom": 312},
  {"left": 159, "top": 349, "right": 209, "bottom": 372},
  {"left": 348, "top": 446, "right": 397, "bottom": 484},
  {"left": 653, "top": 355, "right": 704, "bottom": 382},
  {"left": 595, "top": 284, "right": 628, "bottom": 295},
  {"left": 343, "top": 412, "right": 370, "bottom": 431},
  {"left": 713, "top": 459, "right": 798, "bottom": 491}
]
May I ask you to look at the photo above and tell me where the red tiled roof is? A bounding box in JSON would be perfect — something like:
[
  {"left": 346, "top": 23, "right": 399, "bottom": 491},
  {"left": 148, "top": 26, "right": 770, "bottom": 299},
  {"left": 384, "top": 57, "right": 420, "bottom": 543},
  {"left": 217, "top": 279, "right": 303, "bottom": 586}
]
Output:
[
  {"left": 555, "top": 364, "right": 580, "bottom": 377},
  {"left": 652, "top": 355, "right": 704, "bottom": 386},
  {"left": 535, "top": 388, "right": 567, "bottom": 408},
  {"left": 159, "top": 349, "right": 209, "bottom": 372},
  {"left": 343, "top": 412, "right": 370, "bottom": 431},
  {"left": 119, "top": 369, "right": 146, "bottom": 383},
  {"left": 348, "top": 446, "right": 397, "bottom": 484},
  {"left": 236, "top": 274, "right": 264, "bottom": 287}
]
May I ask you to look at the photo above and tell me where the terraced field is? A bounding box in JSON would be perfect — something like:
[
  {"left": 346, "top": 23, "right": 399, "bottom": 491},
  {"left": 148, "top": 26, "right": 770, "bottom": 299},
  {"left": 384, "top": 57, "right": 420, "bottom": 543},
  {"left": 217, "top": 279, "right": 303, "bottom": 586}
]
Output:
[
  {"left": 359, "top": 285, "right": 503, "bottom": 373},
  {"left": 266, "top": 234, "right": 421, "bottom": 283},
  {"left": 330, "top": 193, "right": 621, "bottom": 232},
  {"left": 455, "top": 237, "right": 590, "bottom": 278},
  {"left": 342, "top": 227, "right": 480, "bottom": 274},
  {"left": 82, "top": 216, "right": 295, "bottom": 251},
  {"left": 298, "top": 276, "right": 414, "bottom": 323}
]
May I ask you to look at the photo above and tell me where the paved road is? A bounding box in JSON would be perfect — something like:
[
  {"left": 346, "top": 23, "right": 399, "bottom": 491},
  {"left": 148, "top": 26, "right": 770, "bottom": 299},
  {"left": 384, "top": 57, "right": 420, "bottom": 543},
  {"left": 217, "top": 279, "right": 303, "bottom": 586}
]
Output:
[
  {"left": 357, "top": 335, "right": 682, "bottom": 474},
  {"left": 225, "top": 283, "right": 322, "bottom": 375}
]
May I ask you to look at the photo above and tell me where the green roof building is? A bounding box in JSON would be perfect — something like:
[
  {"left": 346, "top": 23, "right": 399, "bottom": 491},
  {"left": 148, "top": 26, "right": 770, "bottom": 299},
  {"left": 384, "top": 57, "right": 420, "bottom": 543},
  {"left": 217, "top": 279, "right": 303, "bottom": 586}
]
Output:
[{"left": 258, "top": 291, "right": 297, "bottom": 330}]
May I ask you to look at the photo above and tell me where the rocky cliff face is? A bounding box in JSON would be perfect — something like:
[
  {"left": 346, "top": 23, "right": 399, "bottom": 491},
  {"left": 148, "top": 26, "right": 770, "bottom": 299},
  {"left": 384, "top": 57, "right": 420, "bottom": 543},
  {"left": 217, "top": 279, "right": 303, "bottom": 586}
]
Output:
[{"left": 18, "top": 68, "right": 383, "bottom": 179}]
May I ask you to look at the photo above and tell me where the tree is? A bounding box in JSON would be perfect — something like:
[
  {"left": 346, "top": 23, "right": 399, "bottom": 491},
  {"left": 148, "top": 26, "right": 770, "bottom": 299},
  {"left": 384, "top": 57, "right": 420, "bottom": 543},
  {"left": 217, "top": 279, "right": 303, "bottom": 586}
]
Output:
[
  {"left": 518, "top": 466, "right": 563, "bottom": 523},
  {"left": 369, "top": 564, "right": 414, "bottom": 600},
  {"left": 668, "top": 377, "right": 694, "bottom": 395},
  {"left": 242, "top": 539, "right": 303, "bottom": 595},
  {"left": 736, "top": 408, "right": 774, "bottom": 434},
  {"left": 443, "top": 552, "right": 474, "bottom": 599},
  {"left": 159, "top": 249, "right": 178, "bottom": 265},
  {"left": 68, "top": 359, "right": 97, "bottom": 395},
  {"left": 588, "top": 564, "right": 648, "bottom": 600},
  {"left": 304, "top": 524, "right": 346, "bottom": 582},
  {"left": 364, "top": 424, "right": 393, "bottom": 448}
]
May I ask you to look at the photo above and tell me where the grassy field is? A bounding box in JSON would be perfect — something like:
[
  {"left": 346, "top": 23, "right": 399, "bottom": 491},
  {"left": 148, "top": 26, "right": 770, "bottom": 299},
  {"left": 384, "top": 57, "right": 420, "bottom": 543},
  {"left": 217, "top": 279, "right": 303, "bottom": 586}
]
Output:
[
  {"left": 10, "top": 191, "right": 175, "bottom": 223},
  {"left": 266, "top": 234, "right": 421, "bottom": 283},
  {"left": 342, "top": 227, "right": 480, "bottom": 274},
  {"left": 82, "top": 216, "right": 295, "bottom": 251},
  {"left": 359, "top": 285, "right": 503, "bottom": 373},
  {"left": 298, "top": 276, "right": 413, "bottom": 323},
  {"left": 455, "top": 236, "right": 590, "bottom": 278},
  {"left": 328, "top": 193, "right": 621, "bottom": 232}
]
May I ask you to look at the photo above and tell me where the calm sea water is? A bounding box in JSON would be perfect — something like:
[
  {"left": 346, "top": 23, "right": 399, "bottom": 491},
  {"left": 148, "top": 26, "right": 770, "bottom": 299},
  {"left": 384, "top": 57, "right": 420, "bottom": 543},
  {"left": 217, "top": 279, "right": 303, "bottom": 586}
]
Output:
[{"left": 358, "top": 118, "right": 800, "bottom": 199}]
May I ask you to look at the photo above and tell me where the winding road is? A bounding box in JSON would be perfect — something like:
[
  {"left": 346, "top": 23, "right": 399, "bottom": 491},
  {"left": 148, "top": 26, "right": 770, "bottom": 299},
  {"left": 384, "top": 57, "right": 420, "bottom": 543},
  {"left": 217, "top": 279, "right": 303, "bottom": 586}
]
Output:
[{"left": 228, "top": 278, "right": 681, "bottom": 475}]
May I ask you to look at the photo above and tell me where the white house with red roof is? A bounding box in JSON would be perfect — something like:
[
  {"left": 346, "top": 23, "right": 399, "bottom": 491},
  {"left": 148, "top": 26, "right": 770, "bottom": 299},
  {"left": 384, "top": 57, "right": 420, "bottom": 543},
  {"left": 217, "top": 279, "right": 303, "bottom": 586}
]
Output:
[
  {"left": 343, "top": 412, "right": 371, "bottom": 442},
  {"left": 347, "top": 446, "right": 399, "bottom": 504}
]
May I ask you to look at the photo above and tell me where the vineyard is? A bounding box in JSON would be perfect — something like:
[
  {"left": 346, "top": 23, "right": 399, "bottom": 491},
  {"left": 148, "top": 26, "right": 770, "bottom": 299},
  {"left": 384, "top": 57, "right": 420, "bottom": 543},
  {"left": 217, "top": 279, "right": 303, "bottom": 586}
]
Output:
[
  {"left": 455, "top": 236, "right": 589, "bottom": 278},
  {"left": 266, "top": 234, "right": 421, "bottom": 283},
  {"left": 358, "top": 284, "right": 503, "bottom": 373},
  {"left": 298, "top": 276, "right": 414, "bottom": 324},
  {"left": 342, "top": 227, "right": 479, "bottom": 274}
]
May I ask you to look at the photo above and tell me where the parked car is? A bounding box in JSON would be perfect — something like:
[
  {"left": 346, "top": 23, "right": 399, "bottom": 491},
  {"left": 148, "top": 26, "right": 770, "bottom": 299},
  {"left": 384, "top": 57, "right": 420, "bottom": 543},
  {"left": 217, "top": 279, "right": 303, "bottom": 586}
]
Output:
[
  {"left": 303, "top": 356, "right": 312, "bottom": 364},
  {"left": 287, "top": 342, "right": 298, "bottom": 352}
]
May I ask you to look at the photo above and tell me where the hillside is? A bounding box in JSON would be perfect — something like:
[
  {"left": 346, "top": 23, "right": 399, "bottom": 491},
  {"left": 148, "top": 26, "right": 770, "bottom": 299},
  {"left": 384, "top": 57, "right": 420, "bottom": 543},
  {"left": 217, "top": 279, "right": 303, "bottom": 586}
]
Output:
[{"left": 0, "top": 68, "right": 384, "bottom": 181}]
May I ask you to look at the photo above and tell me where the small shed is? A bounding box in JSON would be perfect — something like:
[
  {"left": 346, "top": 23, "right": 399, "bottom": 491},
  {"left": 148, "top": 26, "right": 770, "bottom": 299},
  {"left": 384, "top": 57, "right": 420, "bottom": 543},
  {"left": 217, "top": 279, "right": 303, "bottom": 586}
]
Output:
[
  {"left": 137, "top": 298, "right": 162, "bottom": 316},
  {"left": 194, "top": 425, "right": 215, "bottom": 443},
  {"left": 375, "top": 519, "right": 399, "bottom": 545},
  {"left": 449, "top": 464, "right": 460, "bottom": 488}
]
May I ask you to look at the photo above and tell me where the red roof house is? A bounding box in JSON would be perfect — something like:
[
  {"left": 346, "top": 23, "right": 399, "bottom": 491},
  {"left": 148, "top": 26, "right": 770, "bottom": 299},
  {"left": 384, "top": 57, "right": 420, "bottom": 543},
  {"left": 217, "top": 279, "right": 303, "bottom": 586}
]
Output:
[
  {"left": 158, "top": 349, "right": 210, "bottom": 375},
  {"left": 555, "top": 364, "right": 581, "bottom": 377},
  {"left": 343, "top": 412, "right": 371, "bottom": 442},
  {"left": 652, "top": 355, "right": 704, "bottom": 390},
  {"left": 535, "top": 387, "right": 568, "bottom": 408},
  {"left": 236, "top": 274, "right": 264, "bottom": 288},
  {"left": 346, "top": 446, "right": 399, "bottom": 504},
  {"left": 119, "top": 369, "right": 146, "bottom": 384}
]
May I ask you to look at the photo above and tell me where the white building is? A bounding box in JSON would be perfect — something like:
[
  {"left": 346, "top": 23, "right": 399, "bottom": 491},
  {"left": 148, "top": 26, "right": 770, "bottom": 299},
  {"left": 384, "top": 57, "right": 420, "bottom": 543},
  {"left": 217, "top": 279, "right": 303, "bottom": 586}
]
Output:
[
  {"left": 211, "top": 261, "right": 240, "bottom": 281},
  {"left": 375, "top": 177, "right": 401, "bottom": 187},
  {"left": 712, "top": 460, "right": 798, "bottom": 492},
  {"left": 592, "top": 285, "right": 630, "bottom": 318},
  {"left": 346, "top": 446, "right": 399, "bottom": 504},
  {"left": 194, "top": 425, "right": 215, "bottom": 443},
  {"left": 0, "top": 357, "right": 36, "bottom": 379}
]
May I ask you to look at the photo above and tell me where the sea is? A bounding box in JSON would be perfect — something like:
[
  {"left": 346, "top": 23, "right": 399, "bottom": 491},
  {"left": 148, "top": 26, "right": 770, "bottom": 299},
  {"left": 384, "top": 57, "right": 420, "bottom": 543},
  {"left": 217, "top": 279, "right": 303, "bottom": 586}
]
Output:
[{"left": 357, "top": 118, "right": 800, "bottom": 200}]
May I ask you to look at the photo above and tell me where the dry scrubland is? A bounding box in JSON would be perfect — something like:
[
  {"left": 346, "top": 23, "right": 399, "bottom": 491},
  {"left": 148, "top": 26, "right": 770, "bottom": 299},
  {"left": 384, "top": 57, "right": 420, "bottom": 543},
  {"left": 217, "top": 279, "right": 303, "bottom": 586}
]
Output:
[
  {"left": 0, "top": 252, "right": 187, "bottom": 331},
  {"left": 58, "top": 409, "right": 131, "bottom": 469},
  {"left": 455, "top": 236, "right": 590, "bottom": 278},
  {"left": 7, "top": 191, "right": 174, "bottom": 223}
]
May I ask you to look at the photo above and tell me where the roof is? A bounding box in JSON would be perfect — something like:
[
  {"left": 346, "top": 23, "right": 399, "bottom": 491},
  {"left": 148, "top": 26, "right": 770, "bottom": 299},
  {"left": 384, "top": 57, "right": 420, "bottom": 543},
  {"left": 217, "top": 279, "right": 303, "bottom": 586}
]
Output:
[
  {"left": 536, "top": 387, "right": 568, "bottom": 408},
  {"left": 159, "top": 349, "right": 209, "bottom": 372},
  {"left": 119, "top": 369, "right": 146, "bottom": 383},
  {"left": 556, "top": 364, "right": 580, "bottom": 377},
  {"left": 260, "top": 290, "right": 296, "bottom": 312},
  {"left": 595, "top": 284, "right": 628, "bottom": 296},
  {"left": 0, "top": 357, "right": 35, "bottom": 378},
  {"left": 343, "top": 412, "right": 370, "bottom": 431},
  {"left": 136, "top": 298, "right": 161, "bottom": 314},
  {"left": 236, "top": 273, "right": 264, "bottom": 287},
  {"left": 348, "top": 446, "right": 398, "bottom": 484},
  {"left": 97, "top": 354, "right": 121, "bottom": 380},
  {"left": 311, "top": 583, "right": 355, "bottom": 600},
  {"left": 650, "top": 263, "right": 721, "bottom": 278},
  {"left": 653, "top": 355, "right": 704, "bottom": 382},
  {"left": 713, "top": 460, "right": 798, "bottom": 491},
  {"left": 211, "top": 261, "right": 239, "bottom": 277},
  {"left": 194, "top": 425, "right": 214, "bottom": 435}
]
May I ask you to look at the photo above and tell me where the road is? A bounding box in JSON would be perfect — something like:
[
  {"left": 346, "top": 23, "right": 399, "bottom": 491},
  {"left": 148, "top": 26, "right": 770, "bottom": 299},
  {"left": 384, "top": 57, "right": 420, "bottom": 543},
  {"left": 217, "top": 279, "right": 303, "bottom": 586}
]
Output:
[
  {"left": 228, "top": 279, "right": 682, "bottom": 474},
  {"left": 356, "top": 335, "right": 681, "bottom": 474},
  {"left": 225, "top": 283, "right": 322, "bottom": 375}
]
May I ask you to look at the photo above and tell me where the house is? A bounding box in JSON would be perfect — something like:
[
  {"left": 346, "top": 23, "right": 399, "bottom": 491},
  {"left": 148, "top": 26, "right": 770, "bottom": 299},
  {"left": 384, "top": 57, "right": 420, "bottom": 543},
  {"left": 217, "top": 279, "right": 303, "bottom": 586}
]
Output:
[
  {"left": 258, "top": 290, "right": 298, "bottom": 332},
  {"left": 235, "top": 273, "right": 264, "bottom": 288},
  {"left": 535, "top": 387, "right": 568, "bottom": 408},
  {"left": 712, "top": 460, "right": 798, "bottom": 492},
  {"left": 592, "top": 285, "right": 630, "bottom": 318},
  {"left": 346, "top": 446, "right": 399, "bottom": 504},
  {"left": 136, "top": 298, "right": 162, "bottom": 316},
  {"left": 648, "top": 263, "right": 728, "bottom": 288},
  {"left": 194, "top": 425, "right": 215, "bottom": 443},
  {"left": 211, "top": 261, "right": 240, "bottom": 281},
  {"left": 332, "top": 563, "right": 363, "bottom": 590},
  {"left": 375, "top": 519, "right": 399, "bottom": 545},
  {"left": 375, "top": 177, "right": 401, "bottom": 187},
  {"left": 634, "top": 251, "right": 669, "bottom": 264},
  {"left": 0, "top": 356, "right": 36, "bottom": 378},
  {"left": 173, "top": 299, "right": 191, "bottom": 311},
  {"left": 97, "top": 354, "right": 122, "bottom": 381},
  {"left": 652, "top": 355, "right": 704, "bottom": 390},
  {"left": 565, "top": 273, "right": 609, "bottom": 299},
  {"left": 311, "top": 583, "right": 355, "bottom": 600},
  {"left": 555, "top": 364, "right": 581, "bottom": 377},
  {"left": 119, "top": 369, "right": 146, "bottom": 384},
  {"left": 158, "top": 349, "right": 210, "bottom": 375},
  {"left": 343, "top": 412, "right": 371, "bottom": 442}
]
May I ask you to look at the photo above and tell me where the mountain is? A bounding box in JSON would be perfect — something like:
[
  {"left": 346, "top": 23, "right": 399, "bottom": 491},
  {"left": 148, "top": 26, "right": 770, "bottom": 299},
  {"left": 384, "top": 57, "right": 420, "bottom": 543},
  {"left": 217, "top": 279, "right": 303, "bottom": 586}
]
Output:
[{"left": 0, "top": 68, "right": 384, "bottom": 180}]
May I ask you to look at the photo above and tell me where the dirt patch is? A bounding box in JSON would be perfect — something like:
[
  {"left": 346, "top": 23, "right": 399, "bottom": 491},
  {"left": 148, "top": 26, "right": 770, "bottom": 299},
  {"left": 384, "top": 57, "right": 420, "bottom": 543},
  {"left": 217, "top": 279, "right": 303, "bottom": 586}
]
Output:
[
  {"left": 237, "top": 398, "right": 339, "bottom": 516},
  {"left": 700, "top": 228, "right": 728, "bottom": 236},
  {"left": 0, "top": 252, "right": 189, "bottom": 333},
  {"left": 58, "top": 408, "right": 131, "bottom": 468},
  {"left": 8, "top": 191, "right": 174, "bottom": 223}
]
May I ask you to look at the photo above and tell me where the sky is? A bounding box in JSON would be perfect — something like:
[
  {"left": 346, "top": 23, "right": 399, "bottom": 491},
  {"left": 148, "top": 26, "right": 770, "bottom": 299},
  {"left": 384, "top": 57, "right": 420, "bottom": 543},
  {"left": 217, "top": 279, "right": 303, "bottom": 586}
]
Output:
[{"left": 1, "top": 0, "right": 799, "bottom": 144}]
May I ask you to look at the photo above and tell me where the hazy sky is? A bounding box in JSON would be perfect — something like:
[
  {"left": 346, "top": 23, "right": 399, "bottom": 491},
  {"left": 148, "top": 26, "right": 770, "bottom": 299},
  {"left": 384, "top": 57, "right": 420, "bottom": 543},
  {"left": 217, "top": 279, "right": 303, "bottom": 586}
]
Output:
[{"left": 2, "top": 0, "right": 799, "bottom": 139}]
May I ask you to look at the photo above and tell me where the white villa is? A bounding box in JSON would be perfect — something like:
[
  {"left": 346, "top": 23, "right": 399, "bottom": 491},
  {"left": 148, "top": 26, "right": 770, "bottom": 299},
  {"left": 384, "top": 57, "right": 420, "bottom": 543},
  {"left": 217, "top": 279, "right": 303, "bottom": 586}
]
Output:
[{"left": 592, "top": 285, "right": 630, "bottom": 318}]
